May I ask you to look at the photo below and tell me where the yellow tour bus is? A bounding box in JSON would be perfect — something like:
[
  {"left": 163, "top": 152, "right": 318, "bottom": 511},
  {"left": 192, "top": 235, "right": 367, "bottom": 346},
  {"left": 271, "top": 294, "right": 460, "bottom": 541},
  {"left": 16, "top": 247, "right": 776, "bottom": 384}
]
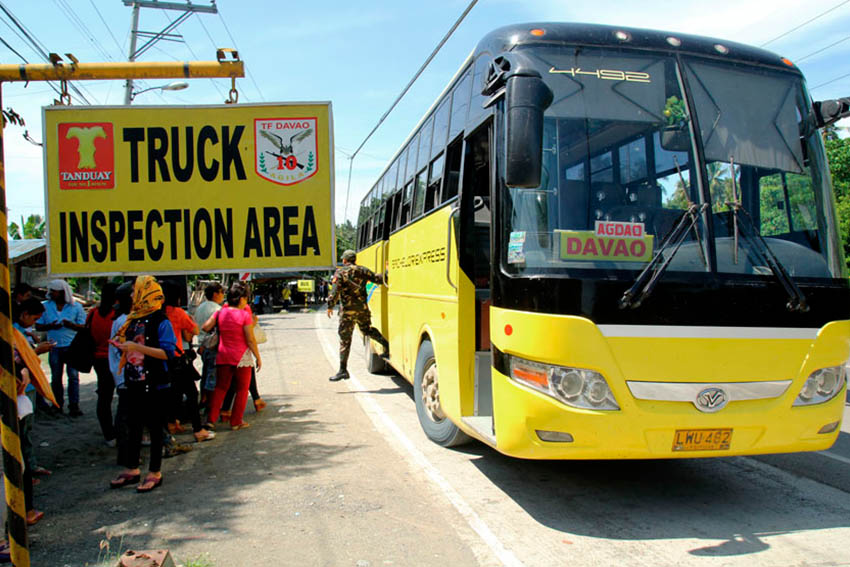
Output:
[{"left": 354, "top": 22, "right": 850, "bottom": 459}]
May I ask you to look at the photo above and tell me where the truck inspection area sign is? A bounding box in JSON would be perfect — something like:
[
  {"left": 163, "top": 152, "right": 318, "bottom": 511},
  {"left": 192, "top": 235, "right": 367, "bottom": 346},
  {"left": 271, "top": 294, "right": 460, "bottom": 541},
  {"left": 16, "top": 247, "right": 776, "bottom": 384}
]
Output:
[{"left": 44, "top": 102, "right": 334, "bottom": 276}]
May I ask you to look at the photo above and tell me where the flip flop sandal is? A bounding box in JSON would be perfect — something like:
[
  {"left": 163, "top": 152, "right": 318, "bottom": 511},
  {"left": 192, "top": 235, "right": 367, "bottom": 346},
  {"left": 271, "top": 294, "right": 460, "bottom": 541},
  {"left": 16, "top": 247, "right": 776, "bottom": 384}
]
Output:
[
  {"left": 32, "top": 466, "right": 52, "bottom": 476},
  {"left": 110, "top": 473, "right": 140, "bottom": 489},
  {"left": 136, "top": 475, "right": 163, "bottom": 493}
]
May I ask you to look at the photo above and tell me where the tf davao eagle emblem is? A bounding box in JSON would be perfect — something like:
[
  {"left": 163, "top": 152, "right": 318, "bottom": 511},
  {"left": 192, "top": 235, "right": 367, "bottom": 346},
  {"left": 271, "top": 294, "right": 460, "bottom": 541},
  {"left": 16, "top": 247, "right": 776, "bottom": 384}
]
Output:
[{"left": 255, "top": 117, "right": 318, "bottom": 186}]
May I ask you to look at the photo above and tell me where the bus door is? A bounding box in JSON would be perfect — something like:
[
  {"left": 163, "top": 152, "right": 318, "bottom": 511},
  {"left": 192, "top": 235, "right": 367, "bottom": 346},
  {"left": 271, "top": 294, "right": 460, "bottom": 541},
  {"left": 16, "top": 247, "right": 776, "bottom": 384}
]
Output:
[
  {"left": 457, "top": 124, "right": 495, "bottom": 442},
  {"left": 365, "top": 200, "right": 394, "bottom": 372}
]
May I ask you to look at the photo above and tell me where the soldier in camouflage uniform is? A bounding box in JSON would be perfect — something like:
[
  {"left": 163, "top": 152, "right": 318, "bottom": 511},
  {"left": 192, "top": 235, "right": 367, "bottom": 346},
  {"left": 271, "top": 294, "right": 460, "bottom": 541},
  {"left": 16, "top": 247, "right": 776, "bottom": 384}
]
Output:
[{"left": 326, "top": 250, "right": 389, "bottom": 381}]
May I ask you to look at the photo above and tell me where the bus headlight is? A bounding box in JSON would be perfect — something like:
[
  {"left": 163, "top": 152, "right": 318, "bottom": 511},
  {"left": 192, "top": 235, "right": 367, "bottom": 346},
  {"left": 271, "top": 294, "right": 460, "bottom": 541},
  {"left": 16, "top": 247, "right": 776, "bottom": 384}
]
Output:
[
  {"left": 793, "top": 366, "right": 846, "bottom": 406},
  {"left": 508, "top": 356, "right": 620, "bottom": 410}
]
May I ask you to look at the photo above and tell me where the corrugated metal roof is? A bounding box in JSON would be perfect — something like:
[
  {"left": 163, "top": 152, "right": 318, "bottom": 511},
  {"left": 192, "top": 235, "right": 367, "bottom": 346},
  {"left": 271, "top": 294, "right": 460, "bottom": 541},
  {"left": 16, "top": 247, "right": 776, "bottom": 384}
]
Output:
[{"left": 8, "top": 238, "right": 46, "bottom": 262}]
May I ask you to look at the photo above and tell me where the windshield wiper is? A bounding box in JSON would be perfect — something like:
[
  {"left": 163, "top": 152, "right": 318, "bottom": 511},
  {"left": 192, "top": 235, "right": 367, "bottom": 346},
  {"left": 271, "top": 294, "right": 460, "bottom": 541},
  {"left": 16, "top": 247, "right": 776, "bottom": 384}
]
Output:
[
  {"left": 620, "top": 158, "right": 708, "bottom": 309},
  {"left": 724, "top": 159, "right": 809, "bottom": 312},
  {"left": 619, "top": 200, "right": 708, "bottom": 309}
]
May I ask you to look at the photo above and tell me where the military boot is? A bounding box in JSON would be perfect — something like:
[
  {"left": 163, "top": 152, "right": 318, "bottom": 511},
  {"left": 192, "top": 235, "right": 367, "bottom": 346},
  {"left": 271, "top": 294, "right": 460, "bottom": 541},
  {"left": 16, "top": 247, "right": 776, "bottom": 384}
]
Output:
[{"left": 329, "top": 368, "right": 350, "bottom": 382}]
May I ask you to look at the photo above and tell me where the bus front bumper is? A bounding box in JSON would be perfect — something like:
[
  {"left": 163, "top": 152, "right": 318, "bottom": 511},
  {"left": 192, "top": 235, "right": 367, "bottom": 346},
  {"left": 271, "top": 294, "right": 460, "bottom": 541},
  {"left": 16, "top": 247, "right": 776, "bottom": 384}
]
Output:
[{"left": 488, "top": 368, "right": 845, "bottom": 460}]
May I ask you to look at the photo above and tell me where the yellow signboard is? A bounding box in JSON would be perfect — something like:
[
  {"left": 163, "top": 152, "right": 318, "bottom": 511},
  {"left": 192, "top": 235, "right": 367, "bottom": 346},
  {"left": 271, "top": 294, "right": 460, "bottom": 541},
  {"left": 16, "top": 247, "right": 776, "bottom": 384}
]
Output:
[
  {"left": 557, "top": 229, "right": 654, "bottom": 262},
  {"left": 297, "top": 279, "right": 315, "bottom": 292},
  {"left": 43, "top": 103, "right": 335, "bottom": 275}
]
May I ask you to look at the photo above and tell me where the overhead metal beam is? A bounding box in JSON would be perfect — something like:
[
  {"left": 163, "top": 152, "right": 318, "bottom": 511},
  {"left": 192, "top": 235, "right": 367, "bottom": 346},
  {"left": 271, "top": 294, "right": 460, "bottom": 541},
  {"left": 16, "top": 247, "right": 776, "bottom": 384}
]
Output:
[
  {"left": 121, "top": 0, "right": 217, "bottom": 14},
  {"left": 0, "top": 59, "right": 243, "bottom": 82}
]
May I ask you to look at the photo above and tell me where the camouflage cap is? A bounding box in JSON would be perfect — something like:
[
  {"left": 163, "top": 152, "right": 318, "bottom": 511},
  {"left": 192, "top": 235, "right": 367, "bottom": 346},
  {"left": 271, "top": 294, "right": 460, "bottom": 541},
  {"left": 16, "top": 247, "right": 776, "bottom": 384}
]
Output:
[{"left": 341, "top": 249, "right": 356, "bottom": 262}]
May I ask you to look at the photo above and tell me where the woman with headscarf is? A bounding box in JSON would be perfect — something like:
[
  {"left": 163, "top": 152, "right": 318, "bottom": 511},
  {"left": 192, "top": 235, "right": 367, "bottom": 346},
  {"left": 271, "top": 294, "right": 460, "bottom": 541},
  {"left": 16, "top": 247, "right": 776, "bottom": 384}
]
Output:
[
  {"left": 35, "top": 278, "right": 87, "bottom": 416},
  {"left": 108, "top": 276, "right": 177, "bottom": 493}
]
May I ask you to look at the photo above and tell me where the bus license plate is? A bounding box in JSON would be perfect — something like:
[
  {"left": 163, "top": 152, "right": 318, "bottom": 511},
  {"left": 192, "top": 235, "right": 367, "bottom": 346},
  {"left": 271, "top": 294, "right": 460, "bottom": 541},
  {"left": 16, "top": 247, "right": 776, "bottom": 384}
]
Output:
[{"left": 672, "top": 428, "right": 732, "bottom": 452}]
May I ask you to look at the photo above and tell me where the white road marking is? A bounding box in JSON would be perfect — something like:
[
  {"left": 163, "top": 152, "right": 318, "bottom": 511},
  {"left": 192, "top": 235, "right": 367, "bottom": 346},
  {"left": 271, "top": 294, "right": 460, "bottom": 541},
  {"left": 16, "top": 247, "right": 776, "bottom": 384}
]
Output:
[
  {"left": 819, "top": 450, "right": 850, "bottom": 465},
  {"left": 316, "top": 313, "right": 524, "bottom": 567}
]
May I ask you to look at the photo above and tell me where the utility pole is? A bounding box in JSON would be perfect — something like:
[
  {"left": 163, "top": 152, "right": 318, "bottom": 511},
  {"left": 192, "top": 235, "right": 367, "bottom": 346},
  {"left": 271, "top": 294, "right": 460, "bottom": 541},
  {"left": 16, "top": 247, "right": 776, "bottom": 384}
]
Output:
[
  {"left": 0, "top": 52, "right": 242, "bottom": 567},
  {"left": 123, "top": 0, "right": 218, "bottom": 104}
]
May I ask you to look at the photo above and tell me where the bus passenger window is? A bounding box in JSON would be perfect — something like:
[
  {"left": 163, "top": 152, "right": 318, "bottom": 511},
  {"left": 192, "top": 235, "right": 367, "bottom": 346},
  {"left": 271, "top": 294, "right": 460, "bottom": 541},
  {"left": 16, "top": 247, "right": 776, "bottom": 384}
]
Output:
[
  {"left": 400, "top": 181, "right": 413, "bottom": 226},
  {"left": 443, "top": 136, "right": 463, "bottom": 203},
  {"left": 449, "top": 69, "right": 472, "bottom": 141},
  {"left": 426, "top": 153, "right": 444, "bottom": 212},
  {"left": 413, "top": 170, "right": 427, "bottom": 219}
]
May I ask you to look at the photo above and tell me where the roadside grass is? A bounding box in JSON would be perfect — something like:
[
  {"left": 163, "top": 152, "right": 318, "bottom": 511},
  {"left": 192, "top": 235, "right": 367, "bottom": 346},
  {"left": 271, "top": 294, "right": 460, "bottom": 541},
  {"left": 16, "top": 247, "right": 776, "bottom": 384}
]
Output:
[{"left": 87, "top": 537, "right": 213, "bottom": 567}]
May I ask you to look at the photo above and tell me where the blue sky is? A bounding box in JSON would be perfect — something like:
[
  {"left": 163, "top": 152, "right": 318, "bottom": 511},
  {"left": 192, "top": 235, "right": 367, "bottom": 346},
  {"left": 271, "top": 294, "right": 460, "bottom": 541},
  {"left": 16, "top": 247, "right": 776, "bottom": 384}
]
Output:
[{"left": 2, "top": 0, "right": 850, "bottom": 227}]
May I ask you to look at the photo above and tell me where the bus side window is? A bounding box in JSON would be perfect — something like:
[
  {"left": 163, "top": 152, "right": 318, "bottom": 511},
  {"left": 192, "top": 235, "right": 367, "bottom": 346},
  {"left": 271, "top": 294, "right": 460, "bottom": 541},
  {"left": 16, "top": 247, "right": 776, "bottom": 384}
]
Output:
[
  {"left": 426, "top": 153, "right": 444, "bottom": 212},
  {"left": 413, "top": 169, "right": 427, "bottom": 219},
  {"left": 390, "top": 190, "right": 403, "bottom": 232},
  {"left": 443, "top": 136, "right": 462, "bottom": 203},
  {"left": 401, "top": 181, "right": 413, "bottom": 226}
]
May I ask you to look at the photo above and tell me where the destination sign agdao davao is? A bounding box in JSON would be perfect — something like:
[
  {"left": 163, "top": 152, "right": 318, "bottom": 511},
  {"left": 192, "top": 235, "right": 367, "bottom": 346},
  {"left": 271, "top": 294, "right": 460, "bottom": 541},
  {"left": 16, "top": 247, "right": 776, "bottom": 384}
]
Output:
[{"left": 43, "top": 103, "right": 334, "bottom": 275}]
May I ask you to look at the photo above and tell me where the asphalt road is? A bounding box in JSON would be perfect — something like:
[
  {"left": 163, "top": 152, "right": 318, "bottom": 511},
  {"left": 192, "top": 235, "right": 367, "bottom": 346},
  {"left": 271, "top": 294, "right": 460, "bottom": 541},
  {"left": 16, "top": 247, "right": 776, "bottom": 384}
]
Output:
[{"left": 24, "top": 309, "right": 850, "bottom": 566}]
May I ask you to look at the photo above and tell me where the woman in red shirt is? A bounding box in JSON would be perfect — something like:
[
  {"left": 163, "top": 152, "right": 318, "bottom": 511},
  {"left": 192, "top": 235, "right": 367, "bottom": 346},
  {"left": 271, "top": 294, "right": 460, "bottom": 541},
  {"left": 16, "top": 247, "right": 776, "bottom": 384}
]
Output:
[
  {"left": 202, "top": 282, "right": 262, "bottom": 430},
  {"left": 90, "top": 283, "right": 118, "bottom": 445}
]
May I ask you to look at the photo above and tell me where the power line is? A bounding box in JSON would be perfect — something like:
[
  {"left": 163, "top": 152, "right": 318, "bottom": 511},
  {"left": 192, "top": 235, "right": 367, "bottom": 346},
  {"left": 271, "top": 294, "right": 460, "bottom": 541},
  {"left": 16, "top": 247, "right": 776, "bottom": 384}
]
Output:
[
  {"left": 89, "top": 0, "right": 125, "bottom": 56},
  {"left": 0, "top": 34, "right": 28, "bottom": 62},
  {"left": 796, "top": 33, "right": 850, "bottom": 63},
  {"left": 0, "top": 1, "right": 96, "bottom": 104},
  {"left": 216, "top": 8, "right": 265, "bottom": 102},
  {"left": 54, "top": 0, "right": 114, "bottom": 61},
  {"left": 343, "top": 0, "right": 479, "bottom": 222},
  {"left": 152, "top": 8, "right": 226, "bottom": 101},
  {"left": 810, "top": 70, "right": 850, "bottom": 90},
  {"left": 761, "top": 0, "right": 850, "bottom": 47},
  {"left": 195, "top": 12, "right": 251, "bottom": 102}
]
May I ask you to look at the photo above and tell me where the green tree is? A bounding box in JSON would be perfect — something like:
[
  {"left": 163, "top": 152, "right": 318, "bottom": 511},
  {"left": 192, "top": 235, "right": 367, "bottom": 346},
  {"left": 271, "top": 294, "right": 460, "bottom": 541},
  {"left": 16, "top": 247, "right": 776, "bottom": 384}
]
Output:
[
  {"left": 336, "top": 220, "right": 356, "bottom": 261},
  {"left": 8, "top": 214, "right": 44, "bottom": 240},
  {"left": 825, "top": 136, "right": 850, "bottom": 270}
]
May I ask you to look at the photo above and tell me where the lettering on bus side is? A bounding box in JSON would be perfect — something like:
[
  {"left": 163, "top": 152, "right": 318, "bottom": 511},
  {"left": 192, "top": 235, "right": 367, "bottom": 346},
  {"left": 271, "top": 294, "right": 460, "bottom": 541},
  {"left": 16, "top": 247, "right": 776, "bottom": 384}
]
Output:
[
  {"left": 389, "top": 246, "right": 447, "bottom": 270},
  {"left": 58, "top": 206, "right": 320, "bottom": 264}
]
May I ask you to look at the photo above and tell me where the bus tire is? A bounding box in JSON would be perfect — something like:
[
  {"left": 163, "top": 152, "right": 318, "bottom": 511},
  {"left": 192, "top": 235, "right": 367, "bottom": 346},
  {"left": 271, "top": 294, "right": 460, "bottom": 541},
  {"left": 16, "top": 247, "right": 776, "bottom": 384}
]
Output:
[
  {"left": 414, "top": 340, "right": 470, "bottom": 447},
  {"left": 364, "top": 337, "right": 388, "bottom": 374}
]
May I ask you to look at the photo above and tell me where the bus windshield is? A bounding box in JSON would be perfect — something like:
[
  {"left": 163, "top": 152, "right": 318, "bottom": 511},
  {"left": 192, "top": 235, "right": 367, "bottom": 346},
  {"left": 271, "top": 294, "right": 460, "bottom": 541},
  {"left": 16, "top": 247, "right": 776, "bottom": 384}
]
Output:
[{"left": 500, "top": 46, "right": 845, "bottom": 281}]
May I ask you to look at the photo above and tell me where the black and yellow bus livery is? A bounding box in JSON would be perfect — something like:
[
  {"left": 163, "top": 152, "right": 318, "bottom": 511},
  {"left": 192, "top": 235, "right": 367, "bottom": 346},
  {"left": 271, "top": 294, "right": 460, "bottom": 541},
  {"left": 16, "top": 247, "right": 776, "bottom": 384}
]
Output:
[{"left": 355, "top": 22, "right": 850, "bottom": 459}]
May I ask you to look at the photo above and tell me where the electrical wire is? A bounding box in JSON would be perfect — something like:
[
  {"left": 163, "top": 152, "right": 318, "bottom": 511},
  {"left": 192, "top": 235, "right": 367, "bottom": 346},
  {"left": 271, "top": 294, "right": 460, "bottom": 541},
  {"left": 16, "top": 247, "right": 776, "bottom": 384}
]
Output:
[
  {"left": 810, "top": 70, "right": 850, "bottom": 90},
  {"left": 343, "top": 0, "right": 478, "bottom": 222},
  {"left": 90, "top": 0, "right": 125, "bottom": 55},
  {"left": 0, "top": 34, "right": 28, "bottom": 62},
  {"left": 195, "top": 13, "right": 251, "bottom": 102},
  {"left": 761, "top": 0, "right": 850, "bottom": 47},
  {"left": 216, "top": 8, "right": 265, "bottom": 102},
  {"left": 0, "top": 1, "right": 96, "bottom": 104},
  {"left": 159, "top": 9, "right": 227, "bottom": 101},
  {"left": 796, "top": 33, "right": 850, "bottom": 63},
  {"left": 53, "top": 0, "right": 114, "bottom": 61}
]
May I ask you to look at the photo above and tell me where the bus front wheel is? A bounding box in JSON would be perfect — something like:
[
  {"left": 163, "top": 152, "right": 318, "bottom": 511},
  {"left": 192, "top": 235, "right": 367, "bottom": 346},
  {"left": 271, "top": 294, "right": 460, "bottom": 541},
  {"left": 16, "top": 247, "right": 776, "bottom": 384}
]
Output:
[{"left": 414, "top": 340, "right": 470, "bottom": 447}]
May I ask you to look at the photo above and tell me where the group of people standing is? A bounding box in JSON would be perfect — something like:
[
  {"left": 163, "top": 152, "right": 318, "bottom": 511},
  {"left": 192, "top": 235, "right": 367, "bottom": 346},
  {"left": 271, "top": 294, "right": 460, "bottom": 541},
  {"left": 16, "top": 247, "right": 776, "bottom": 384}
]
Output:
[{"left": 8, "top": 277, "right": 266, "bottom": 502}]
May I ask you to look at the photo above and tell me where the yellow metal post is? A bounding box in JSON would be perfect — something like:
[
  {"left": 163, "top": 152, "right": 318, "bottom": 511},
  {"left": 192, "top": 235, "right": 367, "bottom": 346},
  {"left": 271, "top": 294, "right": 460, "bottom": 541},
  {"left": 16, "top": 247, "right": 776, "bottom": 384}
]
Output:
[
  {"left": 0, "top": 84, "right": 30, "bottom": 567},
  {"left": 0, "top": 54, "right": 244, "bottom": 567}
]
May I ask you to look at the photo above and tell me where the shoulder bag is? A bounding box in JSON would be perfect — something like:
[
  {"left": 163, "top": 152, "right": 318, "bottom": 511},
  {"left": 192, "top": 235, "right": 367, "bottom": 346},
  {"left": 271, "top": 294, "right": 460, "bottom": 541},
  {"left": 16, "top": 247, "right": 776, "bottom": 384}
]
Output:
[
  {"left": 68, "top": 310, "right": 95, "bottom": 373},
  {"left": 202, "top": 310, "right": 220, "bottom": 350},
  {"left": 253, "top": 323, "right": 267, "bottom": 344}
]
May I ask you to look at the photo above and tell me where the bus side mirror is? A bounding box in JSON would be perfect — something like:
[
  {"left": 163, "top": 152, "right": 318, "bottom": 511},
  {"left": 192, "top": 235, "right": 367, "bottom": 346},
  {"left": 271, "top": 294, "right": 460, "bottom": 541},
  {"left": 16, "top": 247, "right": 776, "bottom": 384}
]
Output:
[
  {"left": 505, "top": 73, "right": 554, "bottom": 188},
  {"left": 814, "top": 97, "right": 850, "bottom": 128}
]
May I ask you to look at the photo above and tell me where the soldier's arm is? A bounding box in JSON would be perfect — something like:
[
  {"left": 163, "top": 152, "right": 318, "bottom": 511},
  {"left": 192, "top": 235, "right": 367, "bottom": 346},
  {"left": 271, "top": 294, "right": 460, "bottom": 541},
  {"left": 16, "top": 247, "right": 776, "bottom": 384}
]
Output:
[
  {"left": 363, "top": 266, "right": 385, "bottom": 285},
  {"left": 327, "top": 274, "right": 340, "bottom": 309}
]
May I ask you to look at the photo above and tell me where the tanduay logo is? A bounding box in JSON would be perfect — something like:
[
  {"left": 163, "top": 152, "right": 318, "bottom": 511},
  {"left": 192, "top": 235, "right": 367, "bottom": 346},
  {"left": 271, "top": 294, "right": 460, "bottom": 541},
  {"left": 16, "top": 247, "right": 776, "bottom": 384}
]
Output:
[
  {"left": 254, "top": 117, "right": 318, "bottom": 186},
  {"left": 57, "top": 122, "right": 115, "bottom": 190}
]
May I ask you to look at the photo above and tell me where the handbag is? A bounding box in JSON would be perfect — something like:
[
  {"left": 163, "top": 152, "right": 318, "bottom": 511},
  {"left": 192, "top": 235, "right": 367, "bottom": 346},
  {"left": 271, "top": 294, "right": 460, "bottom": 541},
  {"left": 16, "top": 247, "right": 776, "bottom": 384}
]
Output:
[
  {"left": 253, "top": 323, "right": 267, "bottom": 344},
  {"left": 68, "top": 311, "right": 95, "bottom": 373},
  {"left": 202, "top": 312, "right": 220, "bottom": 350}
]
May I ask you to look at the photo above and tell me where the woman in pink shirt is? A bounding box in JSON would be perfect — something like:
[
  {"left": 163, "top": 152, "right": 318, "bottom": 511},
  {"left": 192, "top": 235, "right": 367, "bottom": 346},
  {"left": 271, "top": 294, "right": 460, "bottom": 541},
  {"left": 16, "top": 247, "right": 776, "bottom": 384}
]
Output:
[{"left": 202, "top": 282, "right": 262, "bottom": 429}]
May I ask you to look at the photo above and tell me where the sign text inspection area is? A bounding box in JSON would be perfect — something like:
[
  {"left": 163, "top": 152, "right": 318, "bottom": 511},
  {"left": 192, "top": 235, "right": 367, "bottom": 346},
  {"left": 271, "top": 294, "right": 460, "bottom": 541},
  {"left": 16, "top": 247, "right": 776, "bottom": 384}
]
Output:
[{"left": 44, "top": 103, "right": 334, "bottom": 275}]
